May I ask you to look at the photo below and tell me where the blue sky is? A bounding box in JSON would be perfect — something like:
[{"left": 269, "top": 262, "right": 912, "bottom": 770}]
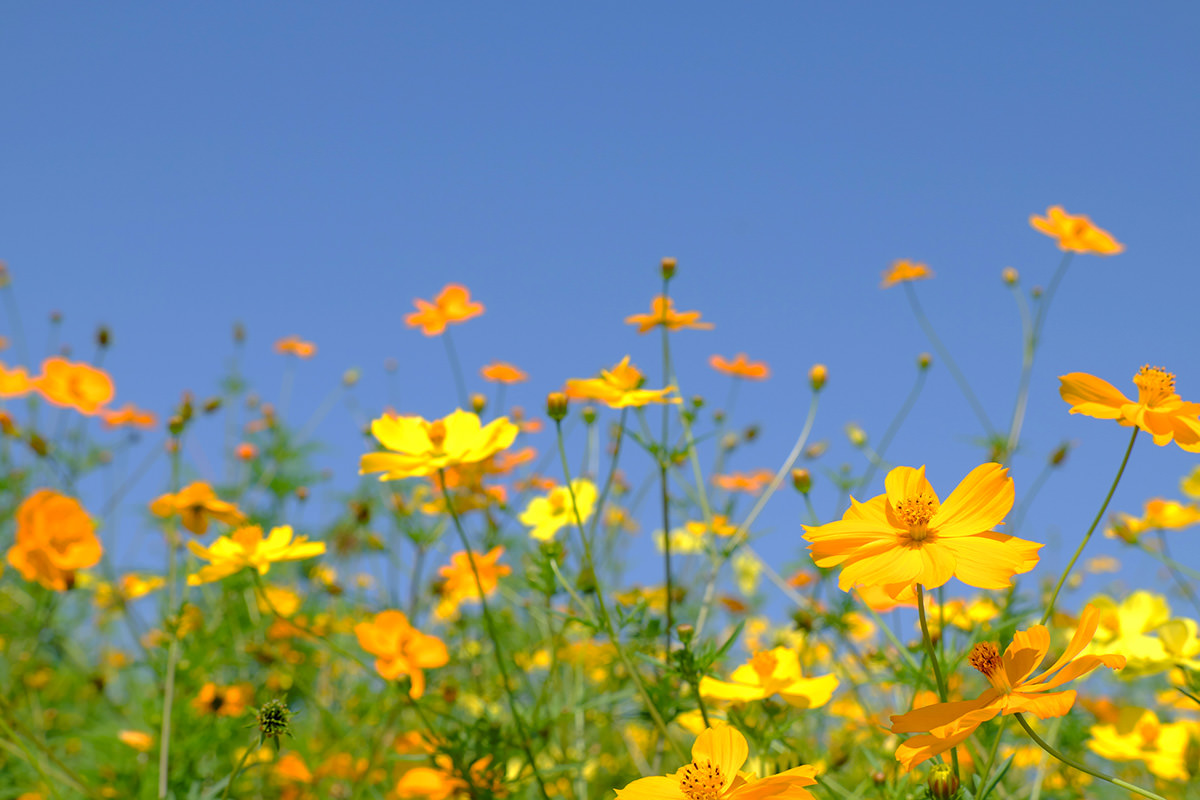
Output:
[{"left": 2, "top": 5, "right": 1198, "bottom": 618}]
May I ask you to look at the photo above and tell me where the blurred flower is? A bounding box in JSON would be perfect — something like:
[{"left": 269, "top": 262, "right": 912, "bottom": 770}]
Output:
[
  {"left": 186, "top": 525, "right": 326, "bottom": 586},
  {"left": 520, "top": 480, "right": 596, "bottom": 541},
  {"left": 480, "top": 361, "right": 528, "bottom": 384},
  {"left": 355, "top": 610, "right": 449, "bottom": 698},
  {"left": 1182, "top": 466, "right": 1200, "bottom": 499},
  {"left": 1085, "top": 591, "right": 1200, "bottom": 677},
  {"left": 6, "top": 490, "right": 102, "bottom": 591},
  {"left": 700, "top": 647, "right": 838, "bottom": 709},
  {"left": 1060, "top": 366, "right": 1200, "bottom": 451},
  {"left": 360, "top": 410, "right": 518, "bottom": 481},
  {"left": 435, "top": 546, "right": 510, "bottom": 620},
  {"left": 625, "top": 296, "right": 713, "bottom": 334},
  {"left": 405, "top": 284, "right": 484, "bottom": 336},
  {"left": 274, "top": 336, "right": 316, "bottom": 358},
  {"left": 0, "top": 362, "right": 34, "bottom": 397},
  {"left": 712, "top": 470, "right": 774, "bottom": 495},
  {"left": 1089, "top": 708, "right": 1196, "bottom": 781},
  {"left": 101, "top": 403, "right": 158, "bottom": 429},
  {"left": 118, "top": 730, "right": 153, "bottom": 752},
  {"left": 1030, "top": 206, "right": 1123, "bottom": 254},
  {"left": 880, "top": 260, "right": 933, "bottom": 289},
  {"left": 890, "top": 604, "right": 1125, "bottom": 771},
  {"left": 710, "top": 354, "right": 769, "bottom": 380},
  {"left": 804, "top": 464, "right": 1040, "bottom": 599},
  {"left": 191, "top": 682, "right": 253, "bottom": 717},
  {"left": 275, "top": 752, "right": 314, "bottom": 783},
  {"left": 34, "top": 357, "right": 114, "bottom": 415},
  {"left": 854, "top": 584, "right": 917, "bottom": 613},
  {"left": 235, "top": 442, "right": 259, "bottom": 461},
  {"left": 686, "top": 515, "right": 738, "bottom": 539},
  {"left": 566, "top": 356, "right": 680, "bottom": 408},
  {"left": 150, "top": 481, "right": 246, "bottom": 535},
  {"left": 614, "top": 724, "right": 818, "bottom": 800},
  {"left": 1106, "top": 498, "right": 1200, "bottom": 543}
]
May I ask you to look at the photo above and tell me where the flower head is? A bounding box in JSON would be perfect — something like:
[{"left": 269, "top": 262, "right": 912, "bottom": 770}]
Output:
[
  {"left": 625, "top": 296, "right": 713, "bottom": 334},
  {"left": 192, "top": 682, "right": 252, "bottom": 717},
  {"left": 880, "top": 260, "right": 933, "bottom": 289},
  {"left": 355, "top": 610, "right": 449, "bottom": 698},
  {"left": 710, "top": 354, "right": 769, "bottom": 381},
  {"left": 614, "top": 724, "right": 818, "bottom": 800},
  {"left": 713, "top": 471, "right": 774, "bottom": 495},
  {"left": 118, "top": 731, "right": 153, "bottom": 752},
  {"left": 1060, "top": 367, "right": 1200, "bottom": 451},
  {"left": 699, "top": 647, "right": 838, "bottom": 709},
  {"left": 0, "top": 363, "right": 34, "bottom": 397},
  {"left": 520, "top": 480, "right": 596, "bottom": 541},
  {"left": 34, "top": 357, "right": 114, "bottom": 415},
  {"left": 480, "top": 361, "right": 528, "bottom": 384},
  {"left": 405, "top": 284, "right": 484, "bottom": 336},
  {"left": 274, "top": 336, "right": 316, "bottom": 358},
  {"left": 150, "top": 481, "right": 246, "bottom": 535},
  {"left": 101, "top": 403, "right": 158, "bottom": 429},
  {"left": 6, "top": 490, "right": 102, "bottom": 591},
  {"left": 360, "top": 409, "right": 518, "bottom": 481},
  {"left": 803, "top": 464, "right": 1040, "bottom": 598},
  {"left": 434, "top": 546, "right": 510, "bottom": 620},
  {"left": 1084, "top": 591, "right": 1200, "bottom": 677},
  {"left": 566, "top": 357, "right": 680, "bottom": 408},
  {"left": 1106, "top": 498, "right": 1200, "bottom": 543},
  {"left": 186, "top": 525, "right": 326, "bottom": 585},
  {"left": 890, "top": 604, "right": 1125, "bottom": 771},
  {"left": 1030, "top": 206, "right": 1123, "bottom": 254},
  {"left": 1088, "top": 708, "right": 1198, "bottom": 781}
]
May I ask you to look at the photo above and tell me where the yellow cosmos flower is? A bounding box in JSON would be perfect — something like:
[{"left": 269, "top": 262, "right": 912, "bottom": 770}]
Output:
[
  {"left": 803, "top": 464, "right": 1041, "bottom": 598},
  {"left": 880, "top": 260, "right": 933, "bottom": 288},
  {"left": 1106, "top": 498, "right": 1200, "bottom": 543},
  {"left": 1030, "top": 206, "right": 1123, "bottom": 254},
  {"left": 360, "top": 409, "right": 518, "bottom": 481},
  {"left": 186, "top": 525, "right": 326, "bottom": 585},
  {"left": 625, "top": 296, "right": 714, "bottom": 334},
  {"left": 1084, "top": 591, "right": 1200, "bottom": 677},
  {"left": 699, "top": 647, "right": 838, "bottom": 709},
  {"left": 520, "top": 480, "right": 596, "bottom": 541},
  {"left": 614, "top": 724, "right": 819, "bottom": 800},
  {"left": 1060, "top": 366, "right": 1200, "bottom": 451},
  {"left": 1089, "top": 708, "right": 1198, "bottom": 781},
  {"left": 890, "top": 605, "right": 1125, "bottom": 771},
  {"left": 1182, "top": 466, "right": 1200, "bottom": 499},
  {"left": 566, "top": 356, "right": 680, "bottom": 409}
]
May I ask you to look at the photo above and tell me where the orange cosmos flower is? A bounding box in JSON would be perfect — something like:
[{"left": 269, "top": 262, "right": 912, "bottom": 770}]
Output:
[
  {"left": 625, "top": 296, "right": 714, "bottom": 334},
  {"left": 0, "top": 362, "right": 34, "bottom": 397},
  {"left": 480, "top": 361, "right": 528, "bottom": 384},
  {"left": 274, "top": 336, "right": 316, "bottom": 358},
  {"left": 33, "top": 357, "right": 114, "bottom": 415},
  {"left": 710, "top": 354, "right": 770, "bottom": 380},
  {"left": 150, "top": 481, "right": 246, "bottom": 535},
  {"left": 1060, "top": 366, "right": 1200, "bottom": 451},
  {"left": 803, "top": 464, "right": 1041, "bottom": 599},
  {"left": 6, "top": 490, "right": 102, "bottom": 591},
  {"left": 360, "top": 409, "right": 518, "bottom": 481},
  {"left": 354, "top": 610, "right": 449, "bottom": 698},
  {"left": 615, "top": 724, "right": 818, "bottom": 800},
  {"left": 712, "top": 470, "right": 774, "bottom": 495},
  {"left": 101, "top": 403, "right": 158, "bottom": 429},
  {"left": 1030, "top": 206, "right": 1123, "bottom": 255},
  {"left": 405, "top": 284, "right": 484, "bottom": 336},
  {"left": 191, "top": 682, "right": 253, "bottom": 717},
  {"left": 435, "top": 545, "right": 510, "bottom": 620},
  {"left": 565, "top": 356, "right": 680, "bottom": 408},
  {"left": 880, "top": 260, "right": 933, "bottom": 289},
  {"left": 118, "top": 730, "right": 154, "bottom": 752},
  {"left": 890, "top": 604, "right": 1125, "bottom": 771}
]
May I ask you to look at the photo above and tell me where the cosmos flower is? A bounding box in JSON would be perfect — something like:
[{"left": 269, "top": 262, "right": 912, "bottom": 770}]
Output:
[
  {"left": 1030, "top": 206, "right": 1123, "bottom": 254},
  {"left": 625, "top": 296, "right": 714, "bottom": 334},
  {"left": 880, "top": 260, "right": 933, "bottom": 289},
  {"left": 6, "top": 490, "right": 102, "bottom": 591},
  {"left": 191, "top": 682, "right": 253, "bottom": 717},
  {"left": 1060, "top": 366, "right": 1200, "bottom": 451},
  {"left": 1105, "top": 498, "right": 1200, "bottom": 543},
  {"left": 274, "top": 336, "right": 317, "bottom": 358},
  {"left": 0, "top": 362, "right": 34, "bottom": 398},
  {"left": 150, "top": 481, "right": 246, "bottom": 535},
  {"left": 709, "top": 354, "right": 769, "bottom": 380},
  {"left": 699, "top": 647, "right": 838, "bottom": 709},
  {"left": 480, "top": 361, "right": 528, "bottom": 384},
  {"left": 566, "top": 357, "right": 680, "bottom": 408},
  {"left": 520, "top": 480, "right": 597, "bottom": 541},
  {"left": 360, "top": 410, "right": 518, "bottom": 481},
  {"left": 1088, "top": 708, "right": 1197, "bottom": 781},
  {"left": 354, "top": 610, "right": 449, "bottom": 698},
  {"left": 434, "top": 546, "right": 511, "bottom": 620},
  {"left": 186, "top": 525, "right": 326, "bottom": 586},
  {"left": 405, "top": 284, "right": 484, "bottom": 336},
  {"left": 101, "top": 403, "right": 158, "bottom": 429},
  {"left": 33, "top": 357, "right": 114, "bottom": 415}
]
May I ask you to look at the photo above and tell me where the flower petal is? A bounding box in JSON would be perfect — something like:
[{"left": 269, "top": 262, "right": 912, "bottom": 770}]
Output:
[{"left": 930, "top": 463, "right": 1014, "bottom": 536}]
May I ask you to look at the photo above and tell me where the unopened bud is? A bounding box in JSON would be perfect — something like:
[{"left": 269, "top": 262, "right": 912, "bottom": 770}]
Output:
[
  {"left": 1050, "top": 442, "right": 1071, "bottom": 466},
  {"left": 808, "top": 364, "right": 828, "bottom": 392},
  {"left": 202, "top": 397, "right": 222, "bottom": 414},
  {"left": 28, "top": 433, "right": 49, "bottom": 457},
  {"left": 581, "top": 405, "right": 597, "bottom": 425},
  {"left": 804, "top": 440, "right": 829, "bottom": 459},
  {"left": 927, "top": 763, "right": 959, "bottom": 800},
  {"left": 1002, "top": 266, "right": 1019, "bottom": 285},
  {"left": 546, "top": 392, "right": 568, "bottom": 421},
  {"left": 676, "top": 623, "right": 694, "bottom": 645},
  {"left": 0, "top": 262, "right": 9, "bottom": 288},
  {"left": 845, "top": 423, "right": 867, "bottom": 448},
  {"left": 295, "top": 486, "right": 309, "bottom": 502},
  {"left": 233, "top": 322, "right": 246, "bottom": 344},
  {"left": 743, "top": 425, "right": 760, "bottom": 443},
  {"left": 96, "top": 325, "right": 112, "bottom": 348},
  {"left": 383, "top": 357, "right": 398, "bottom": 373},
  {"left": 660, "top": 257, "right": 677, "bottom": 280},
  {"left": 168, "top": 416, "right": 187, "bottom": 436},
  {"left": 343, "top": 368, "right": 361, "bottom": 387},
  {"left": 712, "top": 409, "right": 726, "bottom": 424},
  {"left": 49, "top": 310, "right": 62, "bottom": 324},
  {"left": 470, "top": 393, "right": 487, "bottom": 415},
  {"left": 917, "top": 352, "right": 932, "bottom": 370},
  {"left": 720, "top": 432, "right": 738, "bottom": 451},
  {"left": 1031, "top": 285, "right": 1043, "bottom": 299},
  {"left": 792, "top": 468, "right": 812, "bottom": 494},
  {"left": 256, "top": 698, "right": 294, "bottom": 741}
]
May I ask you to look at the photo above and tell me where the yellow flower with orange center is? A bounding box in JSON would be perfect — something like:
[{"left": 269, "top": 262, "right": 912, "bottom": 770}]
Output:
[
  {"left": 480, "top": 361, "right": 528, "bottom": 384},
  {"left": 274, "top": 335, "right": 316, "bottom": 358},
  {"left": 33, "top": 357, "right": 114, "bottom": 415},
  {"left": 354, "top": 610, "right": 449, "bottom": 698},
  {"left": 186, "top": 525, "right": 326, "bottom": 586},
  {"left": 615, "top": 724, "right": 818, "bottom": 800},
  {"left": 565, "top": 356, "right": 680, "bottom": 408},
  {"left": 880, "top": 260, "right": 933, "bottom": 288},
  {"left": 803, "top": 464, "right": 1041, "bottom": 598},
  {"left": 709, "top": 354, "right": 769, "bottom": 380},
  {"left": 890, "top": 604, "right": 1125, "bottom": 771},
  {"left": 6, "top": 489, "right": 102, "bottom": 591},
  {"left": 699, "top": 647, "right": 838, "bottom": 709},
  {"left": 1060, "top": 366, "right": 1200, "bottom": 451},
  {"left": 1030, "top": 206, "right": 1123, "bottom": 254},
  {"left": 150, "top": 481, "right": 246, "bottom": 535},
  {"left": 520, "top": 480, "right": 596, "bottom": 541},
  {"left": 625, "top": 296, "right": 714, "bottom": 334},
  {"left": 405, "top": 284, "right": 484, "bottom": 336},
  {"left": 360, "top": 409, "right": 518, "bottom": 481}
]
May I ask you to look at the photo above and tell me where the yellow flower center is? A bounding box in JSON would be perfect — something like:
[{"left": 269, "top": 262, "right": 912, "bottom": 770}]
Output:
[
  {"left": 549, "top": 492, "right": 567, "bottom": 516},
  {"left": 1133, "top": 365, "right": 1175, "bottom": 407},
  {"left": 678, "top": 759, "right": 724, "bottom": 800},
  {"left": 425, "top": 420, "right": 447, "bottom": 450},
  {"left": 750, "top": 650, "right": 778, "bottom": 680},
  {"left": 894, "top": 491, "right": 939, "bottom": 542}
]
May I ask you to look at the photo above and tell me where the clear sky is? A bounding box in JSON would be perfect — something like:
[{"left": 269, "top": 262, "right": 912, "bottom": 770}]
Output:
[{"left": 3, "top": 5, "right": 1198, "bottom": 616}]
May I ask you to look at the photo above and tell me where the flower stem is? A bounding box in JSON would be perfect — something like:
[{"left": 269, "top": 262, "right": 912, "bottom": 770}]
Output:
[
  {"left": 220, "top": 740, "right": 260, "bottom": 800},
  {"left": 1013, "top": 712, "right": 1167, "bottom": 800},
  {"left": 441, "top": 329, "right": 470, "bottom": 409},
  {"left": 158, "top": 443, "right": 183, "bottom": 800},
  {"left": 1156, "top": 529, "right": 1200, "bottom": 619},
  {"left": 1041, "top": 427, "right": 1137, "bottom": 624},
  {"left": 660, "top": 273, "right": 674, "bottom": 656},
  {"left": 917, "top": 584, "right": 958, "bottom": 782}
]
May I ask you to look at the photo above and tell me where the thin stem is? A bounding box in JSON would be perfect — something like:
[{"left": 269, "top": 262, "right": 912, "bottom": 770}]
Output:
[
  {"left": 857, "top": 366, "right": 927, "bottom": 496},
  {"left": 441, "top": 329, "right": 470, "bottom": 409},
  {"left": 975, "top": 717, "right": 1009, "bottom": 794},
  {"left": 1013, "top": 712, "right": 1167, "bottom": 800},
  {"left": 733, "top": 391, "right": 820, "bottom": 540},
  {"left": 660, "top": 273, "right": 673, "bottom": 656},
  {"left": 1156, "top": 529, "right": 1200, "bottom": 619},
  {"left": 1041, "top": 428, "right": 1137, "bottom": 624},
  {"left": 220, "top": 740, "right": 260, "bottom": 800},
  {"left": 917, "top": 585, "right": 958, "bottom": 781},
  {"left": 1032, "top": 252, "right": 1074, "bottom": 344},
  {"left": 1007, "top": 457, "right": 1053, "bottom": 538},
  {"left": 158, "top": 443, "right": 183, "bottom": 800},
  {"left": 1004, "top": 281, "right": 1036, "bottom": 461},
  {"left": 903, "top": 282, "right": 995, "bottom": 436}
]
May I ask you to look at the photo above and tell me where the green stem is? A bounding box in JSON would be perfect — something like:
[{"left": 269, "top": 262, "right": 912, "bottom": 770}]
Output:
[
  {"left": 975, "top": 717, "right": 1009, "bottom": 794},
  {"left": 1156, "top": 529, "right": 1200, "bottom": 619},
  {"left": 1013, "top": 712, "right": 1167, "bottom": 800},
  {"left": 220, "top": 740, "right": 260, "bottom": 800},
  {"left": 917, "top": 585, "right": 958, "bottom": 782},
  {"left": 660, "top": 274, "right": 673, "bottom": 656},
  {"left": 158, "top": 443, "right": 183, "bottom": 800},
  {"left": 441, "top": 329, "right": 470, "bottom": 409},
  {"left": 857, "top": 366, "right": 927, "bottom": 494},
  {"left": 1041, "top": 427, "right": 1137, "bottom": 624}
]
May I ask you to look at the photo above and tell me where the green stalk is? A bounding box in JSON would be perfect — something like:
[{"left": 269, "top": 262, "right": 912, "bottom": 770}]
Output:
[
  {"left": 917, "top": 585, "right": 959, "bottom": 781},
  {"left": 1014, "top": 713, "right": 1166, "bottom": 800}
]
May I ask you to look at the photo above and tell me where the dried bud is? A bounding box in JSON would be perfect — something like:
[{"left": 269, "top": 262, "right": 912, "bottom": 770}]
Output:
[
  {"left": 927, "top": 763, "right": 959, "bottom": 800},
  {"left": 791, "top": 468, "right": 812, "bottom": 494},
  {"left": 50, "top": 310, "right": 63, "bottom": 324},
  {"left": 546, "top": 392, "right": 568, "bottom": 422},
  {"left": 295, "top": 486, "right": 309, "bottom": 502},
  {"left": 96, "top": 325, "right": 112, "bottom": 348},
  {"left": 1050, "top": 441, "right": 1072, "bottom": 466},
  {"left": 660, "top": 257, "right": 677, "bottom": 280},
  {"left": 1001, "top": 266, "right": 1019, "bottom": 285},
  {"left": 0, "top": 261, "right": 9, "bottom": 288},
  {"left": 743, "top": 425, "right": 760, "bottom": 443},
  {"left": 470, "top": 393, "right": 487, "bottom": 415},
  {"left": 808, "top": 364, "right": 828, "bottom": 392},
  {"left": 917, "top": 352, "right": 932, "bottom": 370}
]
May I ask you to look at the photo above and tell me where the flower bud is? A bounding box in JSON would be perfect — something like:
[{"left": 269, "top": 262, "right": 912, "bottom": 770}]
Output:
[
  {"left": 50, "top": 310, "right": 62, "bottom": 324},
  {"left": 1031, "top": 285, "right": 1043, "bottom": 299},
  {"left": 383, "top": 357, "right": 398, "bottom": 373},
  {"left": 202, "top": 397, "right": 222, "bottom": 414},
  {"left": 676, "top": 624, "right": 694, "bottom": 645},
  {"left": 1050, "top": 441, "right": 1072, "bottom": 466},
  {"left": 1002, "top": 266, "right": 1019, "bottom": 285},
  {"left": 845, "top": 423, "right": 867, "bottom": 448},
  {"left": 804, "top": 440, "right": 829, "bottom": 459},
  {"left": 0, "top": 261, "right": 10, "bottom": 288},
  {"left": 28, "top": 432, "right": 49, "bottom": 457},
  {"left": 96, "top": 325, "right": 112, "bottom": 348},
  {"left": 917, "top": 352, "right": 932, "bottom": 370},
  {"left": 256, "top": 698, "right": 294, "bottom": 741},
  {"left": 470, "top": 393, "right": 487, "bottom": 415},
  {"left": 808, "top": 364, "right": 828, "bottom": 392},
  {"left": 546, "top": 392, "right": 568, "bottom": 421},
  {"left": 791, "top": 468, "right": 812, "bottom": 494},
  {"left": 581, "top": 405, "right": 597, "bottom": 425},
  {"left": 926, "top": 763, "right": 959, "bottom": 800},
  {"left": 295, "top": 486, "right": 309, "bottom": 502},
  {"left": 660, "top": 257, "right": 677, "bottom": 280},
  {"left": 233, "top": 321, "right": 246, "bottom": 344},
  {"left": 343, "top": 368, "right": 361, "bottom": 387},
  {"left": 720, "top": 432, "right": 738, "bottom": 451},
  {"left": 743, "top": 425, "right": 760, "bottom": 443}
]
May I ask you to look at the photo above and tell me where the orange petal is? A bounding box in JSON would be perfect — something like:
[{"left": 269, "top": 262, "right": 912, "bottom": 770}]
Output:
[
  {"left": 931, "top": 463, "right": 1014, "bottom": 536},
  {"left": 1059, "top": 373, "right": 1130, "bottom": 419}
]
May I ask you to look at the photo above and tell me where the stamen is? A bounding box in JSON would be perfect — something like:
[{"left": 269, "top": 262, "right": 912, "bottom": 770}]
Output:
[
  {"left": 968, "top": 642, "right": 1002, "bottom": 678},
  {"left": 678, "top": 760, "right": 724, "bottom": 800},
  {"left": 1133, "top": 365, "right": 1176, "bottom": 407},
  {"left": 425, "top": 420, "right": 448, "bottom": 449},
  {"left": 750, "top": 650, "right": 778, "bottom": 679},
  {"left": 894, "top": 491, "right": 939, "bottom": 541}
]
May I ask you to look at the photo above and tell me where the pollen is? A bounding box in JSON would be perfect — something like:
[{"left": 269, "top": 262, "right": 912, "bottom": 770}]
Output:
[
  {"left": 750, "top": 650, "right": 778, "bottom": 679},
  {"left": 678, "top": 759, "right": 724, "bottom": 800},
  {"left": 425, "top": 420, "right": 448, "bottom": 449},
  {"left": 1133, "top": 365, "right": 1176, "bottom": 407},
  {"left": 894, "top": 491, "right": 939, "bottom": 541},
  {"left": 968, "top": 642, "right": 1002, "bottom": 678}
]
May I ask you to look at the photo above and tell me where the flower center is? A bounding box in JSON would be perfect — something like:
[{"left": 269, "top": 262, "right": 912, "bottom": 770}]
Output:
[
  {"left": 894, "top": 491, "right": 939, "bottom": 542},
  {"left": 425, "top": 420, "right": 447, "bottom": 450},
  {"left": 549, "top": 492, "right": 567, "bottom": 516},
  {"left": 1133, "top": 365, "right": 1175, "bottom": 407},
  {"left": 968, "top": 642, "right": 1012, "bottom": 692},
  {"left": 750, "top": 650, "right": 778, "bottom": 680},
  {"left": 678, "top": 759, "right": 724, "bottom": 800}
]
